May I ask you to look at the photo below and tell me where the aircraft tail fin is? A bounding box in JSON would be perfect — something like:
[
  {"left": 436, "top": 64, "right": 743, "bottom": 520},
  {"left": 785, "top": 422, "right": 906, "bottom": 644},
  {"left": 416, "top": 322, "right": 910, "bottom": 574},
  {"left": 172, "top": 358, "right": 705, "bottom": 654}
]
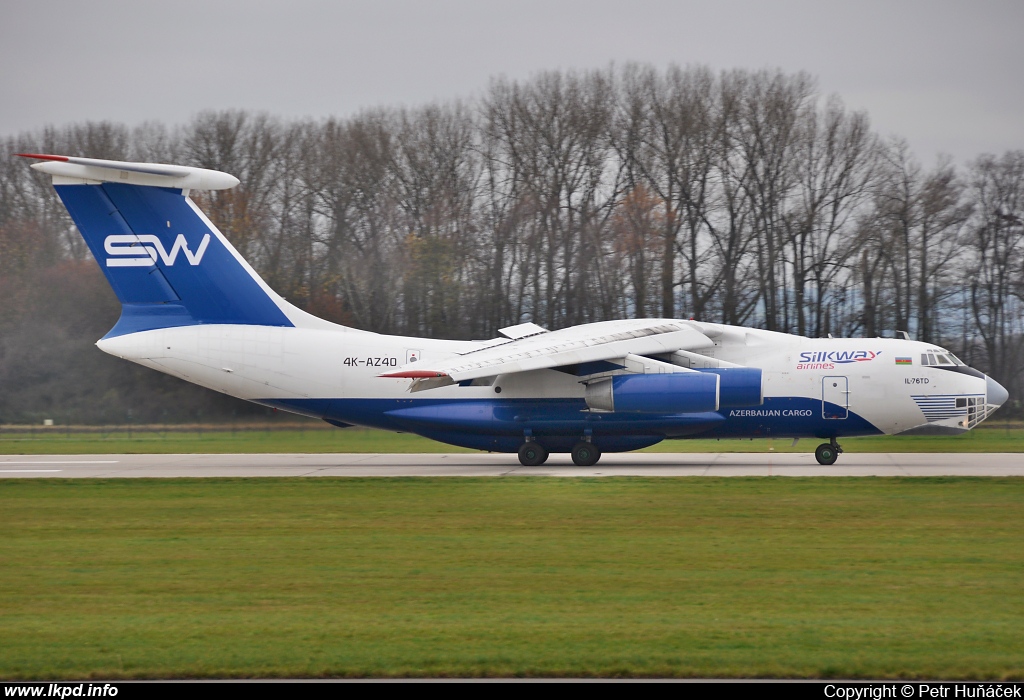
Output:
[{"left": 20, "top": 154, "right": 329, "bottom": 337}]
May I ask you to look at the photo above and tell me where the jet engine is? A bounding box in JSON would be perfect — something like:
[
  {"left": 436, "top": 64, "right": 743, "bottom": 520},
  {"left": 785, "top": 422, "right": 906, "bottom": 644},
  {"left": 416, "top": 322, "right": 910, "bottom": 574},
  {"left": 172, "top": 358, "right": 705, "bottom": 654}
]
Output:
[
  {"left": 585, "top": 372, "right": 718, "bottom": 413},
  {"left": 584, "top": 368, "right": 762, "bottom": 413},
  {"left": 698, "top": 367, "right": 763, "bottom": 408}
]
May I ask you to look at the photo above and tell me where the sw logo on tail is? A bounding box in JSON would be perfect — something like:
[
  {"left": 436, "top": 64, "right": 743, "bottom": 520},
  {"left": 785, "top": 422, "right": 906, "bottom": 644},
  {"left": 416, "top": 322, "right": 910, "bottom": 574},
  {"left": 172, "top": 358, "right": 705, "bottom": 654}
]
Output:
[{"left": 104, "top": 233, "right": 211, "bottom": 267}]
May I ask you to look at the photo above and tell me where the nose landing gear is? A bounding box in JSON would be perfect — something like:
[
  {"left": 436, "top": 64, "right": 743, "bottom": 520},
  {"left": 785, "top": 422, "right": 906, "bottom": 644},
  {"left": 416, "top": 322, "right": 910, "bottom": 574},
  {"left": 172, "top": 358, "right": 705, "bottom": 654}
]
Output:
[{"left": 814, "top": 438, "right": 843, "bottom": 465}]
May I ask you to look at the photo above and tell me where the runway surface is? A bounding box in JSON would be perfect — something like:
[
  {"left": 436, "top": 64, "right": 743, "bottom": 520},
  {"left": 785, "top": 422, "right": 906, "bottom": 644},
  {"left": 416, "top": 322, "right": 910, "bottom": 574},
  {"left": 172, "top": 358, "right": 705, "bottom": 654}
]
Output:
[{"left": 0, "top": 452, "right": 1021, "bottom": 477}]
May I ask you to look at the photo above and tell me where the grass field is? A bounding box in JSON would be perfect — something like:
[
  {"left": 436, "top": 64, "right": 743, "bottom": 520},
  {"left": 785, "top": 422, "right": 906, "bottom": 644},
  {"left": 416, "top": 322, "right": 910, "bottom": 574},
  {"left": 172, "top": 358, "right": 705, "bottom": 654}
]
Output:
[
  {"left": 0, "top": 425, "right": 473, "bottom": 455},
  {"left": 1, "top": 423, "right": 1023, "bottom": 454},
  {"left": 1, "top": 477, "right": 1022, "bottom": 679}
]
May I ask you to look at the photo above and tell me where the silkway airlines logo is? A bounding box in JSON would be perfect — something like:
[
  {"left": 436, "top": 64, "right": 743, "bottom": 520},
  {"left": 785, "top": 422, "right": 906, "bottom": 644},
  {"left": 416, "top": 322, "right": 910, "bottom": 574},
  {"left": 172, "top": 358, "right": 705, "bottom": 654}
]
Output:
[
  {"left": 796, "top": 350, "right": 881, "bottom": 370},
  {"left": 104, "top": 234, "right": 210, "bottom": 267}
]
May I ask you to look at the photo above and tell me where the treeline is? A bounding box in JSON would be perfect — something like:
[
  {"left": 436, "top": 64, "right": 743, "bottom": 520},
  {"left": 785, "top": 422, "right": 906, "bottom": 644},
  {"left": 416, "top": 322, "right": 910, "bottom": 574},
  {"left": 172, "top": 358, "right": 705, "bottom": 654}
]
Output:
[{"left": 1, "top": 65, "right": 1022, "bottom": 422}]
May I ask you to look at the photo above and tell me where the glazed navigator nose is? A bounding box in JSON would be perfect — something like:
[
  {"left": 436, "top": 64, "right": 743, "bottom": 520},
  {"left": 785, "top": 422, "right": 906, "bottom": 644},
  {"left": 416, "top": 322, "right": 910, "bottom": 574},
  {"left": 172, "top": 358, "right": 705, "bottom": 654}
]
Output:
[{"left": 987, "top": 375, "right": 1009, "bottom": 407}]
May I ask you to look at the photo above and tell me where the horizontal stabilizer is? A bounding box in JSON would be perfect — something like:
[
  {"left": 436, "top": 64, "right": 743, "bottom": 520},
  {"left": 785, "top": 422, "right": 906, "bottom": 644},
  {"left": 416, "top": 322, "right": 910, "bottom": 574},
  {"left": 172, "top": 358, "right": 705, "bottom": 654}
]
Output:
[{"left": 17, "top": 153, "right": 239, "bottom": 190}]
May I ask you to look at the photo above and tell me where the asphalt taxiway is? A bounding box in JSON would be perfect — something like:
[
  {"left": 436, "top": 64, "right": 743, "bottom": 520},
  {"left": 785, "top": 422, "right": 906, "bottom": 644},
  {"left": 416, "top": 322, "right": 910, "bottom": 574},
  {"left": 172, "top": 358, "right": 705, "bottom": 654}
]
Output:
[{"left": 0, "top": 452, "right": 1021, "bottom": 477}]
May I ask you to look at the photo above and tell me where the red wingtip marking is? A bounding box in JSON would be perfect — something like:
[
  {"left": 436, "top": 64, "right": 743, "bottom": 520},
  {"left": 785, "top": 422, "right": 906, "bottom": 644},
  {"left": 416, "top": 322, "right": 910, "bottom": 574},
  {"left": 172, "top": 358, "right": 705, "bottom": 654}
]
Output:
[
  {"left": 15, "top": 153, "right": 69, "bottom": 162},
  {"left": 378, "top": 370, "right": 449, "bottom": 379}
]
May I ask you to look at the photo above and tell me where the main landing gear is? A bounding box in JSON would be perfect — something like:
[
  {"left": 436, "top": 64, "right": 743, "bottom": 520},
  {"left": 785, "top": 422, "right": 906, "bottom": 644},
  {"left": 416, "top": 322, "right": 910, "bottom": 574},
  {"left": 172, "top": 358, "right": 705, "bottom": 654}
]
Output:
[
  {"left": 518, "top": 441, "right": 548, "bottom": 466},
  {"left": 571, "top": 441, "right": 601, "bottom": 467},
  {"left": 516, "top": 440, "right": 603, "bottom": 466},
  {"left": 814, "top": 438, "right": 843, "bottom": 465}
]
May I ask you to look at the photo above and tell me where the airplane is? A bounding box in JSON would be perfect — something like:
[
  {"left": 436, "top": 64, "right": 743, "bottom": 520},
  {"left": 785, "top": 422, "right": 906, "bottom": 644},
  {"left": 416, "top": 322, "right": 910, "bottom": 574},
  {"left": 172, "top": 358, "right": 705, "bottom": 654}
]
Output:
[{"left": 18, "top": 153, "right": 1010, "bottom": 466}]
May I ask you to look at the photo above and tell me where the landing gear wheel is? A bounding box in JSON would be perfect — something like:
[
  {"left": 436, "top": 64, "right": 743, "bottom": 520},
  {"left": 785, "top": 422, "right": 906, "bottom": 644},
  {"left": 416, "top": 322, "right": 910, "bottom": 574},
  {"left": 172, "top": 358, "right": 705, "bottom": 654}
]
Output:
[
  {"left": 518, "top": 442, "right": 548, "bottom": 466},
  {"left": 815, "top": 443, "right": 839, "bottom": 465},
  {"left": 571, "top": 441, "right": 601, "bottom": 467}
]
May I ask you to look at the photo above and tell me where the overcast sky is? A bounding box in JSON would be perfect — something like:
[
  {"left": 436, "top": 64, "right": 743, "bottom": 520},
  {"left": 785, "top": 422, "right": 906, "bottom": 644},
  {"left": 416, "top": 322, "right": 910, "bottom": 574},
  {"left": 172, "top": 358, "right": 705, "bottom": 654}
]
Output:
[{"left": 2, "top": 0, "right": 1021, "bottom": 165}]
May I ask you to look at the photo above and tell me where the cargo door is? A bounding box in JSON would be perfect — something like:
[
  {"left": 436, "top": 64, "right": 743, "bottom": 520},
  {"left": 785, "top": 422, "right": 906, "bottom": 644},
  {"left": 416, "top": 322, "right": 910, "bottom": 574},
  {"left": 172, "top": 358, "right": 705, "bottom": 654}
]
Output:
[{"left": 822, "top": 376, "right": 849, "bottom": 419}]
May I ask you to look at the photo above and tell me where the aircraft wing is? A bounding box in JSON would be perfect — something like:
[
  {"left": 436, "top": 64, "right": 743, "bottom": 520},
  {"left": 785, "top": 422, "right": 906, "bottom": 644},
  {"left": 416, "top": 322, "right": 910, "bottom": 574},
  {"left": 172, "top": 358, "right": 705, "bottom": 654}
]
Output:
[{"left": 380, "top": 319, "right": 715, "bottom": 388}]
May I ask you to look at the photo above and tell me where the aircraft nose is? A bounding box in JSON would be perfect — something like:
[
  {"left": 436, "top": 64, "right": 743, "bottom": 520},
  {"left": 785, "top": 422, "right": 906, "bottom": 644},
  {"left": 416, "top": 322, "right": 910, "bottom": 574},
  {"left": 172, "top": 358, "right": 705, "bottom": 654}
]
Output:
[{"left": 987, "top": 375, "right": 1009, "bottom": 407}]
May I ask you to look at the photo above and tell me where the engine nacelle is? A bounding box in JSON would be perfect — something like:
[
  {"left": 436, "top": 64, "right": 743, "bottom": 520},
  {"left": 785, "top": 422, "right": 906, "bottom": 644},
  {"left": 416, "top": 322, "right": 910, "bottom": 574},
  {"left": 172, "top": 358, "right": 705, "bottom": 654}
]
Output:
[
  {"left": 585, "top": 372, "right": 720, "bottom": 413},
  {"left": 696, "top": 367, "right": 763, "bottom": 408}
]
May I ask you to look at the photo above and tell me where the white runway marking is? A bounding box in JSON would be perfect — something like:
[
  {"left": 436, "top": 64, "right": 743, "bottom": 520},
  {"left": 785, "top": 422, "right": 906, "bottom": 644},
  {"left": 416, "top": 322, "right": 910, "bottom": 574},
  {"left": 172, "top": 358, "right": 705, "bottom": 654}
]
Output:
[
  {"left": 0, "top": 469, "right": 63, "bottom": 473},
  {"left": 0, "top": 460, "right": 119, "bottom": 464}
]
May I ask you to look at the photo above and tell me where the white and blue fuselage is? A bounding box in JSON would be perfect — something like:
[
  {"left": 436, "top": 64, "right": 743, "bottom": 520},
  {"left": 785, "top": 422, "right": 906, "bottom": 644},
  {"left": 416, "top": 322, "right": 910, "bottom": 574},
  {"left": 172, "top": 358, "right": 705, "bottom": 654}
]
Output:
[{"left": 97, "top": 322, "right": 1001, "bottom": 454}]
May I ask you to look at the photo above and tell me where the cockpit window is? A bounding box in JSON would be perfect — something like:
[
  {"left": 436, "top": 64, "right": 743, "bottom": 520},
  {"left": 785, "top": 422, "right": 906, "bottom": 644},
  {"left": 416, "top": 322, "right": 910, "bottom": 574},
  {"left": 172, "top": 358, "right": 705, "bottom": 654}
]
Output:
[
  {"left": 922, "top": 350, "right": 969, "bottom": 367},
  {"left": 921, "top": 351, "right": 964, "bottom": 367}
]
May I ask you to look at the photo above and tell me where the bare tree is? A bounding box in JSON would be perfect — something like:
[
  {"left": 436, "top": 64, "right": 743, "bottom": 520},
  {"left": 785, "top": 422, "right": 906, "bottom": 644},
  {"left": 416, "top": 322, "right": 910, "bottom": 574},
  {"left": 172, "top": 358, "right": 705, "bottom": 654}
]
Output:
[
  {"left": 737, "top": 70, "right": 816, "bottom": 331},
  {"left": 966, "top": 151, "right": 1024, "bottom": 389},
  {"left": 784, "top": 97, "right": 876, "bottom": 336},
  {"left": 870, "top": 141, "right": 971, "bottom": 341}
]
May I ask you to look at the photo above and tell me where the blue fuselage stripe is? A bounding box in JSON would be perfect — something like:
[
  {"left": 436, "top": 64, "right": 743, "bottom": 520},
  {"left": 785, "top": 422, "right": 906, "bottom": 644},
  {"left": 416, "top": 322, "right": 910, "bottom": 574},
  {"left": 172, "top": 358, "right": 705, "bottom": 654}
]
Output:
[{"left": 256, "top": 396, "right": 881, "bottom": 453}]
